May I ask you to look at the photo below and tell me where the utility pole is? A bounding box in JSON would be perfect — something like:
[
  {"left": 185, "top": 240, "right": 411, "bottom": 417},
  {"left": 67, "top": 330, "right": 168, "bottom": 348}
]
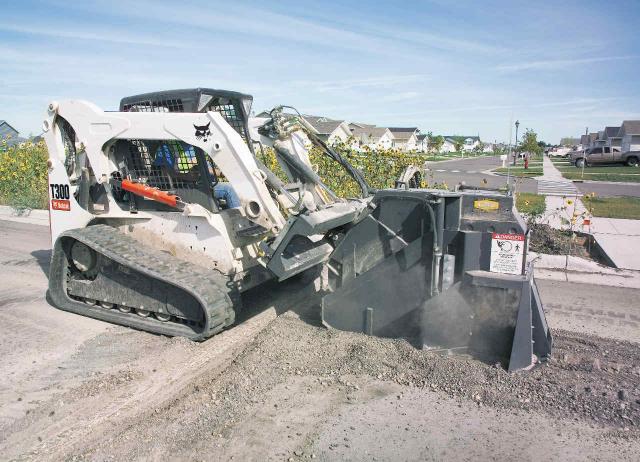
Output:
[{"left": 582, "top": 126, "right": 588, "bottom": 179}]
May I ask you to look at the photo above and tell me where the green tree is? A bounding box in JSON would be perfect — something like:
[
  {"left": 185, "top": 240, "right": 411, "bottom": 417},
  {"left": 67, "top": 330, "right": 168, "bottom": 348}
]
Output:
[
  {"left": 432, "top": 135, "right": 444, "bottom": 157},
  {"left": 453, "top": 139, "right": 465, "bottom": 156},
  {"left": 518, "top": 128, "right": 543, "bottom": 158},
  {"left": 472, "top": 141, "right": 485, "bottom": 156},
  {"left": 427, "top": 132, "right": 445, "bottom": 160}
]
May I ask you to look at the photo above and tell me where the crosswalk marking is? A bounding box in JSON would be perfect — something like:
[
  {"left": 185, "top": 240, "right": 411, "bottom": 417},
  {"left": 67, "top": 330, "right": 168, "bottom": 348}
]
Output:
[{"left": 536, "top": 179, "right": 581, "bottom": 197}]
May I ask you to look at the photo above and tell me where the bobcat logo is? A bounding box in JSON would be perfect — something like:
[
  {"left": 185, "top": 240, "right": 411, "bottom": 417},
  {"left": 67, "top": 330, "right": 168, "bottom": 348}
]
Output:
[{"left": 194, "top": 122, "right": 211, "bottom": 142}]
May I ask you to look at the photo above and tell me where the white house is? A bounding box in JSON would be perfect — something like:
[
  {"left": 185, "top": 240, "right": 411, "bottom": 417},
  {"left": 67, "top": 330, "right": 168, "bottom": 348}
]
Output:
[
  {"left": 415, "top": 134, "right": 429, "bottom": 152},
  {"left": 461, "top": 136, "right": 481, "bottom": 151},
  {"left": 441, "top": 138, "right": 456, "bottom": 152},
  {"left": 350, "top": 126, "right": 394, "bottom": 151},
  {"left": 618, "top": 120, "right": 640, "bottom": 152},
  {"left": 302, "top": 115, "right": 352, "bottom": 144},
  {"left": 389, "top": 127, "right": 419, "bottom": 151}
]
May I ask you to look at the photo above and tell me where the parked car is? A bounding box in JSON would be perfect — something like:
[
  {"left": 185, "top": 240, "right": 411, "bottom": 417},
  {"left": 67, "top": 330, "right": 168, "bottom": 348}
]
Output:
[
  {"left": 547, "top": 147, "right": 571, "bottom": 157},
  {"left": 572, "top": 147, "right": 639, "bottom": 167},
  {"left": 564, "top": 148, "right": 583, "bottom": 159}
]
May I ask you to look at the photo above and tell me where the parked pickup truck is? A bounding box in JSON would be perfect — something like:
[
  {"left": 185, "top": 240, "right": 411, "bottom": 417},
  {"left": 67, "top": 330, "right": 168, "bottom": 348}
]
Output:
[{"left": 571, "top": 147, "right": 640, "bottom": 168}]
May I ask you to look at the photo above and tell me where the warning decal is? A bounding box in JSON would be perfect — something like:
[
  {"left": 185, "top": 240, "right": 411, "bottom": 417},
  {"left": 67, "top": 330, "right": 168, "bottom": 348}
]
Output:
[
  {"left": 51, "top": 199, "right": 71, "bottom": 211},
  {"left": 490, "top": 233, "right": 525, "bottom": 275}
]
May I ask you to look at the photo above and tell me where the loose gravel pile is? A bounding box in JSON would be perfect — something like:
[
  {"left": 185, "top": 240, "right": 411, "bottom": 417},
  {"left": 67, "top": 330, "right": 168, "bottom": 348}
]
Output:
[{"left": 88, "top": 310, "right": 640, "bottom": 459}]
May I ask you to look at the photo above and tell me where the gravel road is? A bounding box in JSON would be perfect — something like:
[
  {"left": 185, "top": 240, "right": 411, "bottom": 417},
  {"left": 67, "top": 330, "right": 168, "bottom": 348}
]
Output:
[{"left": 1, "top": 219, "right": 639, "bottom": 461}]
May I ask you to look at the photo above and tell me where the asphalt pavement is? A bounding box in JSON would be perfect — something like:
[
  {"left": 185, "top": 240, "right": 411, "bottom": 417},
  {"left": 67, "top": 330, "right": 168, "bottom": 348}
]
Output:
[{"left": 425, "top": 155, "right": 640, "bottom": 197}]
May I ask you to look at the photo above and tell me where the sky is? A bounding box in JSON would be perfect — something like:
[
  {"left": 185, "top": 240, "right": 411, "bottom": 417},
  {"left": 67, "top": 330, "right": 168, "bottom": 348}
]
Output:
[{"left": 1, "top": 0, "right": 640, "bottom": 144}]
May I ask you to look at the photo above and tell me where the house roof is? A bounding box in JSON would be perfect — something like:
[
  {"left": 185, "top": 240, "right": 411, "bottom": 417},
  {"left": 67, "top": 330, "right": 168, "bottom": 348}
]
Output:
[
  {"left": 388, "top": 127, "right": 418, "bottom": 134},
  {"left": 416, "top": 134, "right": 428, "bottom": 141},
  {"left": 604, "top": 126, "right": 620, "bottom": 138},
  {"left": 445, "top": 135, "right": 480, "bottom": 143},
  {"left": 388, "top": 127, "right": 418, "bottom": 142},
  {"left": 303, "top": 115, "right": 346, "bottom": 135},
  {"left": 580, "top": 134, "right": 589, "bottom": 144},
  {"left": 0, "top": 120, "right": 19, "bottom": 139},
  {"left": 351, "top": 126, "right": 391, "bottom": 143},
  {"left": 619, "top": 120, "right": 640, "bottom": 136},
  {"left": 349, "top": 122, "right": 376, "bottom": 129}
]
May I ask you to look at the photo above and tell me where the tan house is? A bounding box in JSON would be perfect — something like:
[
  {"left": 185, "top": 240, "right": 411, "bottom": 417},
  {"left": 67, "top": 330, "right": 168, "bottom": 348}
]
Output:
[
  {"left": 350, "top": 126, "right": 394, "bottom": 151},
  {"left": 617, "top": 121, "right": 640, "bottom": 152},
  {"left": 388, "top": 127, "right": 419, "bottom": 151},
  {"left": 302, "top": 115, "right": 352, "bottom": 144}
]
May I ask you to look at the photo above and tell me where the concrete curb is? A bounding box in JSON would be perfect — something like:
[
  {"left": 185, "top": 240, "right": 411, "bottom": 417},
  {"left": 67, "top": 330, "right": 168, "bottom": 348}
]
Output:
[
  {"left": 0, "top": 205, "right": 49, "bottom": 227},
  {"left": 491, "top": 170, "right": 543, "bottom": 179},
  {"left": 424, "top": 155, "right": 499, "bottom": 164},
  {"left": 530, "top": 252, "right": 640, "bottom": 289},
  {"left": 571, "top": 179, "right": 640, "bottom": 186}
]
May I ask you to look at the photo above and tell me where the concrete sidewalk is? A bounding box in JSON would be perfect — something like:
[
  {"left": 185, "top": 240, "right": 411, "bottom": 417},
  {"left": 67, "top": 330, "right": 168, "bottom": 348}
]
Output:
[
  {"left": 0, "top": 205, "right": 49, "bottom": 227},
  {"left": 540, "top": 158, "right": 640, "bottom": 270}
]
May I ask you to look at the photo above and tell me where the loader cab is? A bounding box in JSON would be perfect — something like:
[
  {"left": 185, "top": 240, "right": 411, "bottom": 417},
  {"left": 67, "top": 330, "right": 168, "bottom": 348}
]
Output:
[
  {"left": 120, "top": 88, "right": 253, "bottom": 144},
  {"left": 110, "top": 138, "right": 222, "bottom": 213},
  {"left": 115, "top": 89, "right": 253, "bottom": 213}
]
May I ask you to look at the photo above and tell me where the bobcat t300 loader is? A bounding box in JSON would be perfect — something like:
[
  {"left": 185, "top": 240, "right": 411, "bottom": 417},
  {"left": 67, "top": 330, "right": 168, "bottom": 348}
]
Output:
[{"left": 43, "top": 88, "right": 551, "bottom": 371}]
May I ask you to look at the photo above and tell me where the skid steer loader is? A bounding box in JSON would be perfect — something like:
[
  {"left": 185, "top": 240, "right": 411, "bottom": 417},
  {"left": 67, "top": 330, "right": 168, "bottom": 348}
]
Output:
[{"left": 43, "top": 88, "right": 551, "bottom": 371}]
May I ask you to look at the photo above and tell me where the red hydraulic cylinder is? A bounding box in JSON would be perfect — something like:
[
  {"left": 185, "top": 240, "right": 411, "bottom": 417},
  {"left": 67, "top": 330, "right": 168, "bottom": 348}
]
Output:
[{"left": 121, "top": 180, "right": 182, "bottom": 208}]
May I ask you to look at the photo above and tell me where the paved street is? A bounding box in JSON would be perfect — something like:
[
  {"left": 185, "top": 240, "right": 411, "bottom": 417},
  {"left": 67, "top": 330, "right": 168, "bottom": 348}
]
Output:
[
  {"left": 426, "top": 155, "right": 640, "bottom": 197},
  {"left": 425, "top": 155, "right": 538, "bottom": 193}
]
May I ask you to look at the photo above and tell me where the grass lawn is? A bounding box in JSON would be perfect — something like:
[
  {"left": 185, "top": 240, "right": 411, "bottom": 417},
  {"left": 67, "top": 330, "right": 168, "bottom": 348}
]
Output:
[
  {"left": 586, "top": 196, "right": 640, "bottom": 219},
  {"left": 515, "top": 192, "right": 545, "bottom": 216},
  {"left": 558, "top": 165, "right": 640, "bottom": 182},
  {"left": 493, "top": 166, "right": 543, "bottom": 177}
]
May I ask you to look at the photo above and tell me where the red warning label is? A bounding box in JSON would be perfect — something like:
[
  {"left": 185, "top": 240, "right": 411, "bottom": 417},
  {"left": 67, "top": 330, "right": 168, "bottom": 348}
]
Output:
[{"left": 51, "top": 199, "right": 71, "bottom": 211}]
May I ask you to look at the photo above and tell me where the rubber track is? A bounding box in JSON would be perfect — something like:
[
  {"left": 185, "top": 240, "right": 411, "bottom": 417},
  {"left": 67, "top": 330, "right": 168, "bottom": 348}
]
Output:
[{"left": 48, "top": 224, "right": 236, "bottom": 341}]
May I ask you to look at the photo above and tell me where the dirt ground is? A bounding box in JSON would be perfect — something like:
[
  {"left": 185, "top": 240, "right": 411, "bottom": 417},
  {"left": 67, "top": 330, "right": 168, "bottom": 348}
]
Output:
[{"left": 1, "top": 219, "right": 639, "bottom": 461}]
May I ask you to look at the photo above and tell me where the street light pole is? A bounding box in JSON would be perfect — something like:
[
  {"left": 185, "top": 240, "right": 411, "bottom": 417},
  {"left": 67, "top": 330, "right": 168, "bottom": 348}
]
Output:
[{"left": 513, "top": 120, "right": 520, "bottom": 166}]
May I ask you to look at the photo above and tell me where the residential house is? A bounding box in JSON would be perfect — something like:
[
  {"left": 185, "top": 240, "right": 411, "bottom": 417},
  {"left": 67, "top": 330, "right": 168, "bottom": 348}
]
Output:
[
  {"left": 416, "top": 134, "right": 428, "bottom": 152},
  {"left": 461, "top": 136, "right": 481, "bottom": 151},
  {"left": 617, "top": 121, "right": 640, "bottom": 152},
  {"left": 482, "top": 141, "right": 494, "bottom": 153},
  {"left": 349, "top": 122, "right": 376, "bottom": 131},
  {"left": 579, "top": 134, "right": 589, "bottom": 150},
  {"left": 602, "top": 126, "right": 621, "bottom": 149},
  {"left": 388, "top": 127, "right": 419, "bottom": 151},
  {"left": 587, "top": 132, "right": 598, "bottom": 149},
  {"left": 595, "top": 130, "right": 607, "bottom": 147},
  {"left": 0, "top": 120, "right": 20, "bottom": 144},
  {"left": 441, "top": 138, "right": 456, "bottom": 152},
  {"left": 302, "top": 115, "right": 352, "bottom": 145},
  {"left": 350, "top": 126, "right": 394, "bottom": 151},
  {"left": 442, "top": 135, "right": 481, "bottom": 152}
]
